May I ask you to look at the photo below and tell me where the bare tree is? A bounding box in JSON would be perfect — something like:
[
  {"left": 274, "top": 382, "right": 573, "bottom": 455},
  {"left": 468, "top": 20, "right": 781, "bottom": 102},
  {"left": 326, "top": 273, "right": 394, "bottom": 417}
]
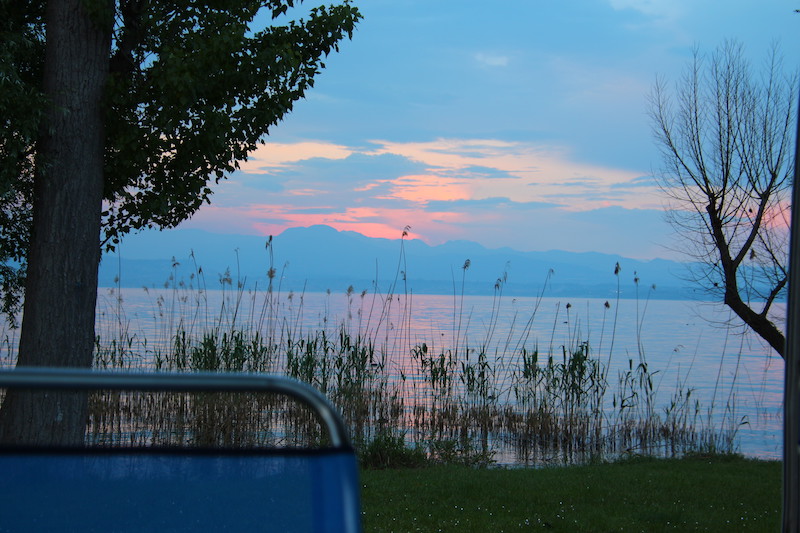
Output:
[{"left": 650, "top": 41, "right": 796, "bottom": 358}]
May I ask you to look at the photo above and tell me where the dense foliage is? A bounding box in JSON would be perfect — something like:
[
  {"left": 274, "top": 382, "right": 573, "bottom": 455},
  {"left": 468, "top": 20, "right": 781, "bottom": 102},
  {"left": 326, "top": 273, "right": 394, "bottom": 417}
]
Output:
[{"left": 0, "top": 0, "right": 361, "bottom": 320}]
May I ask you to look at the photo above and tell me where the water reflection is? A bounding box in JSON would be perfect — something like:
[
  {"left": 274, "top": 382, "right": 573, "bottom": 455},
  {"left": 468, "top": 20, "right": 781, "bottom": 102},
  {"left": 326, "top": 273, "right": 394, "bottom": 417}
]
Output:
[{"left": 0, "top": 286, "right": 784, "bottom": 463}]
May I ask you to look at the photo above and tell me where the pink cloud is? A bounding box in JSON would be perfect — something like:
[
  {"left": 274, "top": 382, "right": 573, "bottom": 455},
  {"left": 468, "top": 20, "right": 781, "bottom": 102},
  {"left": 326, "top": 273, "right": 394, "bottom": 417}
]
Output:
[
  {"left": 366, "top": 138, "right": 648, "bottom": 211},
  {"left": 237, "top": 141, "right": 353, "bottom": 174},
  {"left": 180, "top": 137, "right": 669, "bottom": 256},
  {"left": 376, "top": 174, "right": 471, "bottom": 205}
]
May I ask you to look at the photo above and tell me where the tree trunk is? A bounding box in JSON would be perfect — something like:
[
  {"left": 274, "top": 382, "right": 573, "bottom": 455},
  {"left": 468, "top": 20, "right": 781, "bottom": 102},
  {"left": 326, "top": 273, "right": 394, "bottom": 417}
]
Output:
[
  {"left": 724, "top": 289, "right": 786, "bottom": 357},
  {"left": 0, "top": 0, "right": 112, "bottom": 445}
]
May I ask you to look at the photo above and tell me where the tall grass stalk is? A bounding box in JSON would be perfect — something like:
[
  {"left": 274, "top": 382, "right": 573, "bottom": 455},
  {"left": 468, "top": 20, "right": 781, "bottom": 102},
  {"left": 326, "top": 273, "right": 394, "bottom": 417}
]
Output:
[{"left": 1, "top": 239, "right": 754, "bottom": 466}]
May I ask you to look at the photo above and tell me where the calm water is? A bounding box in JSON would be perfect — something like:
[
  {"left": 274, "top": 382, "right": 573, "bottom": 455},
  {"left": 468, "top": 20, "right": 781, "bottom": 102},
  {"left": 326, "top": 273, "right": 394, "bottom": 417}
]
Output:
[{"left": 1, "top": 286, "right": 785, "bottom": 460}]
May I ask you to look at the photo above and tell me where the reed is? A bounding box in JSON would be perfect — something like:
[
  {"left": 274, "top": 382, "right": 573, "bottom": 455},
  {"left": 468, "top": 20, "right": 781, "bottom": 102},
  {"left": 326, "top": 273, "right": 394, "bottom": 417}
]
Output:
[{"left": 1, "top": 239, "right": 750, "bottom": 467}]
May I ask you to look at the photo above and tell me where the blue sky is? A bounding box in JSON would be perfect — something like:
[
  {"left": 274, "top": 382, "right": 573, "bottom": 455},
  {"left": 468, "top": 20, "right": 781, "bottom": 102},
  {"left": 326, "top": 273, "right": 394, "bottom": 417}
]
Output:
[{"left": 142, "top": 0, "right": 800, "bottom": 260}]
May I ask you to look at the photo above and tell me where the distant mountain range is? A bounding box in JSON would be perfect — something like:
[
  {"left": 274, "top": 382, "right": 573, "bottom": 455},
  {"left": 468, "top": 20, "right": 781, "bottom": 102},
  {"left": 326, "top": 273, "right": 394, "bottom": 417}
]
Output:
[{"left": 99, "top": 224, "right": 695, "bottom": 299}]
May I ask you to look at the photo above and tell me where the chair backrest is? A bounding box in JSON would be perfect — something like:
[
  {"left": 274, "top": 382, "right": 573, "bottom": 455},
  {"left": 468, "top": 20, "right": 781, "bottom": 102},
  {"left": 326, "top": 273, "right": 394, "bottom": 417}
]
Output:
[{"left": 0, "top": 367, "right": 362, "bottom": 533}]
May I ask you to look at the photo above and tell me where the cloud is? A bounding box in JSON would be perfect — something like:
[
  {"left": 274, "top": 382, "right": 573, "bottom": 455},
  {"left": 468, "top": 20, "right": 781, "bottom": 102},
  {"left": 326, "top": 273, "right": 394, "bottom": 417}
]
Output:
[
  {"left": 366, "top": 138, "right": 520, "bottom": 169},
  {"left": 475, "top": 52, "right": 510, "bottom": 67},
  {"left": 280, "top": 206, "right": 343, "bottom": 215},
  {"left": 237, "top": 141, "right": 353, "bottom": 174},
  {"left": 236, "top": 152, "right": 429, "bottom": 207},
  {"left": 555, "top": 177, "right": 603, "bottom": 188},
  {"left": 375, "top": 173, "right": 470, "bottom": 205},
  {"left": 610, "top": 174, "right": 659, "bottom": 189},
  {"left": 234, "top": 137, "right": 649, "bottom": 213},
  {"left": 608, "top": 0, "right": 684, "bottom": 20},
  {"left": 278, "top": 153, "right": 425, "bottom": 185},
  {"left": 178, "top": 137, "right": 671, "bottom": 258},
  {"left": 449, "top": 165, "right": 522, "bottom": 181},
  {"left": 366, "top": 138, "right": 645, "bottom": 210},
  {"left": 424, "top": 197, "right": 563, "bottom": 212}
]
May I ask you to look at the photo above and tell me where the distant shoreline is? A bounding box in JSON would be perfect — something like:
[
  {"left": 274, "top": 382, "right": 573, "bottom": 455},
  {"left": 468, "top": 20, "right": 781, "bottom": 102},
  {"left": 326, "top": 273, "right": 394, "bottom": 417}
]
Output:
[
  {"left": 96, "top": 225, "right": 780, "bottom": 303},
  {"left": 96, "top": 278, "right": 703, "bottom": 302}
]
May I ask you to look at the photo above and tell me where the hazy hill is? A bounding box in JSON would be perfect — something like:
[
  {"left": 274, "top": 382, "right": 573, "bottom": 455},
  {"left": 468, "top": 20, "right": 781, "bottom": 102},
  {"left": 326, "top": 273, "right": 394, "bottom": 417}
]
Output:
[{"left": 99, "top": 224, "right": 692, "bottom": 299}]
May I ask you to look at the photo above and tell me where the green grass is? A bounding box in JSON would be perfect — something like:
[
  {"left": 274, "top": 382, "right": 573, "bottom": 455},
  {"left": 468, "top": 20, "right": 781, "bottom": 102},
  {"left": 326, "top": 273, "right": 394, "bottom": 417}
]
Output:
[{"left": 359, "top": 454, "right": 780, "bottom": 532}]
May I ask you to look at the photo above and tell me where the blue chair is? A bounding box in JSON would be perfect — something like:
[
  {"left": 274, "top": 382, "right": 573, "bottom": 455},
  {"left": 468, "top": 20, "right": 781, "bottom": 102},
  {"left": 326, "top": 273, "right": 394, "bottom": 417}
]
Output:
[{"left": 0, "top": 368, "right": 362, "bottom": 532}]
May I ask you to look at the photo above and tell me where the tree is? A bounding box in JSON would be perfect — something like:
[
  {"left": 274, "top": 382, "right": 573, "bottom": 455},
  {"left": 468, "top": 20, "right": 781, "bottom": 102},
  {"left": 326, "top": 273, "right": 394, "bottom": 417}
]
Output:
[
  {"left": 0, "top": 1, "right": 44, "bottom": 325},
  {"left": 650, "top": 41, "right": 795, "bottom": 358},
  {"left": 0, "top": 0, "right": 360, "bottom": 444}
]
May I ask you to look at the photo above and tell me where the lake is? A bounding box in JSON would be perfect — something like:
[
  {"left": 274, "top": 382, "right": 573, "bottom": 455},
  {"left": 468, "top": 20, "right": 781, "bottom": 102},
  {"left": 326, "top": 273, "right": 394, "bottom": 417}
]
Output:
[{"left": 0, "top": 285, "right": 785, "bottom": 463}]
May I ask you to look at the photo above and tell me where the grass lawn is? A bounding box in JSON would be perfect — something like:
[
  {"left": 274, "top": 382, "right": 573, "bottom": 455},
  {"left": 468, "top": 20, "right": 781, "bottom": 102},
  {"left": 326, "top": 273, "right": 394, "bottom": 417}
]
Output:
[{"left": 359, "top": 454, "right": 780, "bottom": 532}]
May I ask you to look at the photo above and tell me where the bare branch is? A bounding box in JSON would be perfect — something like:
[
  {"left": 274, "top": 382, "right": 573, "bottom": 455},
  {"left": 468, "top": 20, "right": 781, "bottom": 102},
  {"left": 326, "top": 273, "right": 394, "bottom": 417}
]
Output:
[{"left": 650, "top": 40, "right": 794, "bottom": 358}]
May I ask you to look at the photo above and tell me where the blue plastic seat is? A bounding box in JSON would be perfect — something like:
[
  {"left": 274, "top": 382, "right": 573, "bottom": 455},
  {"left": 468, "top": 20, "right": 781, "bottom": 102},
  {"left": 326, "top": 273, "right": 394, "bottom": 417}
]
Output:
[{"left": 0, "top": 368, "right": 362, "bottom": 532}]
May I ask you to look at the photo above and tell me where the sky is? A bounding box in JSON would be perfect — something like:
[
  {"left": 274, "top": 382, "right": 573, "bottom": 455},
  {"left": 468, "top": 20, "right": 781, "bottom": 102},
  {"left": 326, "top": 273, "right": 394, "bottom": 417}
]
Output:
[{"left": 148, "top": 0, "right": 800, "bottom": 260}]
